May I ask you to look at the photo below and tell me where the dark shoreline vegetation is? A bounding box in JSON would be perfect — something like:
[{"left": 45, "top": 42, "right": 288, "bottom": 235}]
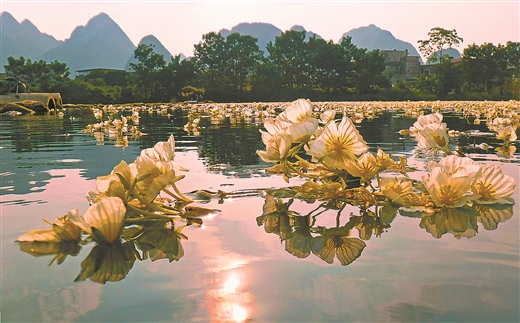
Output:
[{"left": 3, "top": 30, "right": 519, "bottom": 105}]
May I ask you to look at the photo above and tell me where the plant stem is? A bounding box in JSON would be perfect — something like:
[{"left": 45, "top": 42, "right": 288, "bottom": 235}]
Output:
[
  {"left": 131, "top": 189, "right": 180, "bottom": 215},
  {"left": 126, "top": 204, "right": 178, "bottom": 220}
]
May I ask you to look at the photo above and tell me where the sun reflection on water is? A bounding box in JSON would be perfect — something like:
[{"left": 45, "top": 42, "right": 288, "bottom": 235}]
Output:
[{"left": 206, "top": 274, "right": 254, "bottom": 322}]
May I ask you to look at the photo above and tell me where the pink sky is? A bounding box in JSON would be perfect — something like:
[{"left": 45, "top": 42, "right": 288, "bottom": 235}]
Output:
[{"left": 2, "top": 0, "right": 519, "bottom": 59}]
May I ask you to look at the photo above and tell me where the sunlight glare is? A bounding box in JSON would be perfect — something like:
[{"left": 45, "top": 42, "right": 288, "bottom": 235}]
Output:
[
  {"left": 232, "top": 303, "right": 248, "bottom": 322},
  {"left": 223, "top": 275, "right": 239, "bottom": 294}
]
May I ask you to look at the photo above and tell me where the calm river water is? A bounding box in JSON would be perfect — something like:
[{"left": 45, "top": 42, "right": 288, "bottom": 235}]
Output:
[{"left": 1, "top": 104, "right": 519, "bottom": 322}]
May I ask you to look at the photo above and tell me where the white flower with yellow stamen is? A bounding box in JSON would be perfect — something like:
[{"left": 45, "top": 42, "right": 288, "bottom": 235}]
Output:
[
  {"left": 306, "top": 117, "right": 368, "bottom": 171},
  {"left": 416, "top": 122, "right": 450, "bottom": 152},
  {"left": 141, "top": 134, "right": 176, "bottom": 162},
  {"left": 287, "top": 118, "right": 318, "bottom": 144},
  {"left": 96, "top": 160, "right": 137, "bottom": 193},
  {"left": 135, "top": 154, "right": 181, "bottom": 202},
  {"left": 344, "top": 152, "right": 379, "bottom": 183},
  {"left": 277, "top": 99, "right": 313, "bottom": 124},
  {"left": 411, "top": 112, "right": 444, "bottom": 132},
  {"left": 380, "top": 176, "right": 415, "bottom": 201},
  {"left": 472, "top": 163, "right": 516, "bottom": 204},
  {"left": 426, "top": 155, "right": 482, "bottom": 181},
  {"left": 375, "top": 149, "right": 394, "bottom": 172},
  {"left": 256, "top": 132, "right": 293, "bottom": 163},
  {"left": 496, "top": 126, "right": 517, "bottom": 142},
  {"left": 263, "top": 117, "right": 289, "bottom": 136},
  {"left": 320, "top": 110, "right": 336, "bottom": 124},
  {"left": 422, "top": 166, "right": 480, "bottom": 208}
]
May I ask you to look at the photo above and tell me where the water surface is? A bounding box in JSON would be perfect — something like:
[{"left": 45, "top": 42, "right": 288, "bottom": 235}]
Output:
[{"left": 1, "top": 105, "right": 519, "bottom": 322}]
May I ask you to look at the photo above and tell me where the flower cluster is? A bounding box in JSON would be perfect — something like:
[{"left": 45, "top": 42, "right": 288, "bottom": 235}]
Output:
[
  {"left": 257, "top": 99, "right": 517, "bottom": 214},
  {"left": 18, "top": 135, "right": 215, "bottom": 245},
  {"left": 84, "top": 108, "right": 142, "bottom": 146},
  {"left": 257, "top": 99, "right": 370, "bottom": 183}
]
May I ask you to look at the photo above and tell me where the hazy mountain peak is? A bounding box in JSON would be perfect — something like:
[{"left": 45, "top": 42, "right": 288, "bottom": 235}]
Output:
[
  {"left": 340, "top": 24, "right": 422, "bottom": 62},
  {"left": 40, "top": 12, "right": 135, "bottom": 72},
  {"left": 219, "top": 22, "right": 283, "bottom": 55},
  {"left": 125, "top": 34, "right": 174, "bottom": 69},
  {"left": 290, "top": 25, "right": 306, "bottom": 32},
  {"left": 426, "top": 47, "right": 461, "bottom": 64},
  {"left": 20, "top": 19, "right": 41, "bottom": 34},
  {"left": 289, "top": 24, "right": 322, "bottom": 40},
  {"left": 87, "top": 12, "right": 113, "bottom": 26},
  {"left": 0, "top": 11, "right": 15, "bottom": 19}
]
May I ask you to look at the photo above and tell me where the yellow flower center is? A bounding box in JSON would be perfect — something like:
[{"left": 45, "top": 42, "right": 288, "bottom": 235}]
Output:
[
  {"left": 437, "top": 185, "right": 460, "bottom": 206},
  {"left": 475, "top": 182, "right": 495, "bottom": 201},
  {"left": 433, "top": 135, "right": 448, "bottom": 147}
]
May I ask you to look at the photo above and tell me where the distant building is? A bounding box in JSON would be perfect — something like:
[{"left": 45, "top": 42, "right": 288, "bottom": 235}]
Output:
[{"left": 381, "top": 49, "right": 420, "bottom": 85}]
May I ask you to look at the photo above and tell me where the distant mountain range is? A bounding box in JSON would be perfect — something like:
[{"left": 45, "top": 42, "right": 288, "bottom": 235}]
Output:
[
  {"left": 340, "top": 24, "right": 421, "bottom": 58},
  {"left": 1, "top": 11, "right": 428, "bottom": 75}
]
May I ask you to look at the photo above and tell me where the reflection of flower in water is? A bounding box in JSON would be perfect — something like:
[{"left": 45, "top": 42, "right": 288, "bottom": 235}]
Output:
[
  {"left": 135, "top": 224, "right": 187, "bottom": 262},
  {"left": 75, "top": 241, "right": 138, "bottom": 284},
  {"left": 352, "top": 209, "right": 391, "bottom": 240},
  {"left": 285, "top": 216, "right": 313, "bottom": 258},
  {"left": 475, "top": 204, "right": 514, "bottom": 230},
  {"left": 256, "top": 196, "right": 294, "bottom": 241},
  {"left": 18, "top": 241, "right": 81, "bottom": 265},
  {"left": 311, "top": 225, "right": 366, "bottom": 266},
  {"left": 419, "top": 208, "right": 479, "bottom": 239}
]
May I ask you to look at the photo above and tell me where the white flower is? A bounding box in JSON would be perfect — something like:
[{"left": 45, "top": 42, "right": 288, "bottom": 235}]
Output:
[
  {"left": 277, "top": 99, "right": 313, "bottom": 124},
  {"left": 141, "top": 134, "right": 176, "bottom": 162},
  {"left": 472, "top": 163, "right": 516, "bottom": 204},
  {"left": 287, "top": 118, "right": 318, "bottom": 144},
  {"left": 412, "top": 112, "right": 444, "bottom": 131},
  {"left": 256, "top": 132, "right": 293, "bottom": 163},
  {"left": 69, "top": 197, "right": 126, "bottom": 243},
  {"left": 422, "top": 166, "right": 480, "bottom": 208},
  {"left": 306, "top": 117, "right": 368, "bottom": 170}
]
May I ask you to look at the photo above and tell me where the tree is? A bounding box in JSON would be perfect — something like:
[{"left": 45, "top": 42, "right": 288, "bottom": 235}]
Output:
[
  {"left": 193, "top": 32, "right": 263, "bottom": 101},
  {"left": 193, "top": 32, "right": 229, "bottom": 99},
  {"left": 460, "top": 43, "right": 498, "bottom": 93},
  {"left": 307, "top": 36, "right": 348, "bottom": 93},
  {"left": 160, "top": 55, "right": 196, "bottom": 102},
  {"left": 351, "top": 48, "right": 390, "bottom": 93},
  {"left": 249, "top": 61, "right": 283, "bottom": 101},
  {"left": 4, "top": 56, "right": 70, "bottom": 92},
  {"left": 418, "top": 27, "right": 463, "bottom": 63},
  {"left": 501, "top": 42, "right": 520, "bottom": 95},
  {"left": 433, "top": 55, "right": 462, "bottom": 96},
  {"left": 225, "top": 33, "right": 263, "bottom": 92},
  {"left": 266, "top": 30, "right": 308, "bottom": 89},
  {"left": 129, "top": 44, "right": 167, "bottom": 101}
]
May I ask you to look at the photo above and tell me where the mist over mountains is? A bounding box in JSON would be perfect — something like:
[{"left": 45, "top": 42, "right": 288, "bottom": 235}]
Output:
[{"left": 0, "top": 11, "right": 424, "bottom": 74}]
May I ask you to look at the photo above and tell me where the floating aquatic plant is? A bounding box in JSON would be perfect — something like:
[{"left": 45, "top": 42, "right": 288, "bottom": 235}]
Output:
[{"left": 17, "top": 99, "right": 518, "bottom": 278}]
